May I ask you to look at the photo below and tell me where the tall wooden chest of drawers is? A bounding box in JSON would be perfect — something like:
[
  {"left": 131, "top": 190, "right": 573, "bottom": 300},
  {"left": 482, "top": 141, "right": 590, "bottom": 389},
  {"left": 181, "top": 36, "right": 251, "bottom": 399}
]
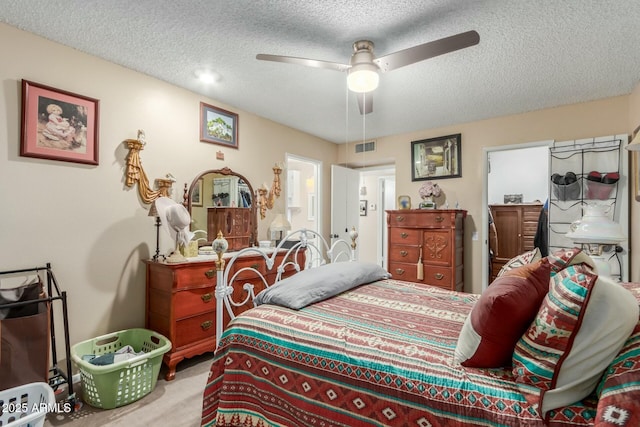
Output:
[
  {"left": 144, "top": 250, "right": 299, "bottom": 380},
  {"left": 207, "top": 207, "right": 252, "bottom": 251},
  {"left": 489, "top": 203, "right": 542, "bottom": 281},
  {"left": 386, "top": 209, "right": 466, "bottom": 291}
]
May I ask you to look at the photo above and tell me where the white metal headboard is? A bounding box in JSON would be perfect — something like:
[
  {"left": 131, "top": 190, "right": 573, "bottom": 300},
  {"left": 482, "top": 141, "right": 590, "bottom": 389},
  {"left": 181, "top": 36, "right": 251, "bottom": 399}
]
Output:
[{"left": 213, "top": 228, "right": 358, "bottom": 348}]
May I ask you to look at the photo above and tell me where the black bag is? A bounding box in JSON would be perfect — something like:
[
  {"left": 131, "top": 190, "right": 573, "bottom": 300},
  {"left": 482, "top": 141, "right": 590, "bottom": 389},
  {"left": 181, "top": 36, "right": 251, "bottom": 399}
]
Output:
[{"left": 0, "top": 278, "right": 44, "bottom": 319}]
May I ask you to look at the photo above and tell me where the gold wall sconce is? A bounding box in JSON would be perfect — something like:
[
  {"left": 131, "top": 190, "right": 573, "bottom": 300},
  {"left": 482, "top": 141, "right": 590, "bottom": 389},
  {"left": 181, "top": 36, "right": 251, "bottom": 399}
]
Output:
[
  {"left": 124, "top": 129, "right": 175, "bottom": 204},
  {"left": 257, "top": 163, "right": 283, "bottom": 219}
]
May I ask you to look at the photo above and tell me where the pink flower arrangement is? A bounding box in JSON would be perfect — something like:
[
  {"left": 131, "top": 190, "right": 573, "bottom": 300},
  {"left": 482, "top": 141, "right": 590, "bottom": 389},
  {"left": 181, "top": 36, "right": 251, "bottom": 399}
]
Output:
[{"left": 419, "top": 181, "right": 441, "bottom": 199}]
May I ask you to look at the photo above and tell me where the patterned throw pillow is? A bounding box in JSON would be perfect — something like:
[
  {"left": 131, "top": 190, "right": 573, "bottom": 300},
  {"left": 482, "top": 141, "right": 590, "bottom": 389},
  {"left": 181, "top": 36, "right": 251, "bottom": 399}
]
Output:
[
  {"left": 512, "top": 264, "right": 638, "bottom": 417},
  {"left": 594, "top": 283, "right": 640, "bottom": 427},
  {"left": 454, "top": 259, "right": 551, "bottom": 368},
  {"left": 544, "top": 247, "right": 595, "bottom": 276},
  {"left": 496, "top": 248, "right": 541, "bottom": 277}
]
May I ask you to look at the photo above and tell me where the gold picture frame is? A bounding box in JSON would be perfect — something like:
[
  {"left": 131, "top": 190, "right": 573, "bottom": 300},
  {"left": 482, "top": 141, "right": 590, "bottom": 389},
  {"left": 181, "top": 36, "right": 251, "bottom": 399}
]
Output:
[{"left": 397, "top": 195, "right": 411, "bottom": 210}]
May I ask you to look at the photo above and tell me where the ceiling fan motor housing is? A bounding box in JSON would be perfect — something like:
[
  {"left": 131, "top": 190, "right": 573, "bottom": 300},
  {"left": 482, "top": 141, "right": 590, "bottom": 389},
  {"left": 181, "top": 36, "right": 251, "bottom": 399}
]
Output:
[{"left": 347, "top": 40, "right": 379, "bottom": 93}]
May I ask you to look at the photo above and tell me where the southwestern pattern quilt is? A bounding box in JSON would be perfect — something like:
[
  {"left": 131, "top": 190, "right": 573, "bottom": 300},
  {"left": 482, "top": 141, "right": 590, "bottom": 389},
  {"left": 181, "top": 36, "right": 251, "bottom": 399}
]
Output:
[{"left": 202, "top": 279, "right": 640, "bottom": 427}]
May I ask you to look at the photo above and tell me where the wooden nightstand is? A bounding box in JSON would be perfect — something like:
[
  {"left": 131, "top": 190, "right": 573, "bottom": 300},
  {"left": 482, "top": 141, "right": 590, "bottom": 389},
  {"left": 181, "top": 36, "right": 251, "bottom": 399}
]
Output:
[{"left": 144, "top": 250, "right": 299, "bottom": 380}]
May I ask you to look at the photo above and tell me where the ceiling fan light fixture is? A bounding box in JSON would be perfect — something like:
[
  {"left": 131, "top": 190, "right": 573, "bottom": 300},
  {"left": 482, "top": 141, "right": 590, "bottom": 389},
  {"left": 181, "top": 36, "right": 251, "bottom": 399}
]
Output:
[
  {"left": 195, "top": 69, "right": 220, "bottom": 84},
  {"left": 347, "top": 64, "right": 379, "bottom": 93}
]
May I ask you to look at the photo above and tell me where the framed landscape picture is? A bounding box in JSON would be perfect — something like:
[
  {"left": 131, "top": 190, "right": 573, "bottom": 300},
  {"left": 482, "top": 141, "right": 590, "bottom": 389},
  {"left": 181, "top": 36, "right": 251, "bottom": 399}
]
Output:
[
  {"left": 411, "top": 133, "right": 461, "bottom": 181},
  {"left": 200, "top": 102, "right": 238, "bottom": 148},
  {"left": 20, "top": 80, "right": 99, "bottom": 165}
]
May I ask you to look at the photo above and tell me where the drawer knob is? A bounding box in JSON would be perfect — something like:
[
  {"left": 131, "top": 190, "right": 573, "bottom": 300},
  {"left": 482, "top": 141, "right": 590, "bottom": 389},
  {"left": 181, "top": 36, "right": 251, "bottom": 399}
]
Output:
[
  {"left": 201, "top": 320, "right": 213, "bottom": 330},
  {"left": 400, "top": 232, "right": 408, "bottom": 239},
  {"left": 205, "top": 269, "right": 215, "bottom": 279},
  {"left": 396, "top": 215, "right": 405, "bottom": 222},
  {"left": 201, "top": 293, "right": 212, "bottom": 303},
  {"left": 434, "top": 273, "right": 444, "bottom": 280},
  {"left": 395, "top": 268, "right": 405, "bottom": 275},
  {"left": 400, "top": 250, "right": 408, "bottom": 257},
  {"left": 435, "top": 216, "right": 444, "bottom": 222}
]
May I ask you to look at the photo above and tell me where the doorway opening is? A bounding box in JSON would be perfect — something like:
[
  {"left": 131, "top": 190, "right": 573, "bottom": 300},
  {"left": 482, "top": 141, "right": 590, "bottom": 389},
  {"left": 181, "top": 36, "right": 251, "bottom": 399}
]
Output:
[
  {"left": 286, "top": 154, "right": 321, "bottom": 238},
  {"left": 482, "top": 141, "right": 551, "bottom": 289}
]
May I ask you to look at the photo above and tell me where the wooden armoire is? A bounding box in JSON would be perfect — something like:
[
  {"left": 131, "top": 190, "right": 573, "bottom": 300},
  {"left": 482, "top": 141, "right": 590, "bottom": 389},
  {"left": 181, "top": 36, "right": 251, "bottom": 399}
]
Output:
[{"left": 489, "top": 203, "right": 543, "bottom": 281}]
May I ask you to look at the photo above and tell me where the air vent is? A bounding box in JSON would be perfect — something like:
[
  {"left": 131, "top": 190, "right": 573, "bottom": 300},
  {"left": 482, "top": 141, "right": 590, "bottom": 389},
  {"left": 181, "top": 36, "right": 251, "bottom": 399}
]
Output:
[{"left": 355, "top": 141, "right": 375, "bottom": 153}]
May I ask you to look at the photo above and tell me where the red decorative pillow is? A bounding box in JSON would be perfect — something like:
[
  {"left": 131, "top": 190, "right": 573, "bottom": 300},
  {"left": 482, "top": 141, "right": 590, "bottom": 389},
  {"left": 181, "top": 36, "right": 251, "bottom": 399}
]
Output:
[{"left": 454, "top": 259, "right": 551, "bottom": 368}]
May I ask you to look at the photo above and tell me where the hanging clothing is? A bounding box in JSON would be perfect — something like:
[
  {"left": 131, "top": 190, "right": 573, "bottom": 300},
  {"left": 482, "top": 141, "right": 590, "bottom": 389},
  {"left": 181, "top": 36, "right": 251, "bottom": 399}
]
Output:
[{"left": 534, "top": 202, "right": 549, "bottom": 256}]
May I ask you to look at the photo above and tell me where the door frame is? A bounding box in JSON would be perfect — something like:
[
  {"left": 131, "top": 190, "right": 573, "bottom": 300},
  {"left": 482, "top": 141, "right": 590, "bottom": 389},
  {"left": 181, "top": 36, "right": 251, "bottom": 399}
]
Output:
[
  {"left": 285, "top": 153, "right": 322, "bottom": 237},
  {"left": 482, "top": 139, "right": 552, "bottom": 290}
]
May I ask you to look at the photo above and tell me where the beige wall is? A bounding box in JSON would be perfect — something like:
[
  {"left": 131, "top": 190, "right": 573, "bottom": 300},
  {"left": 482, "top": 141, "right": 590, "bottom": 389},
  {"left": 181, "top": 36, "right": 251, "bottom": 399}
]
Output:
[
  {"left": 0, "top": 23, "right": 339, "bottom": 353},
  {"left": 341, "top": 96, "right": 633, "bottom": 294}
]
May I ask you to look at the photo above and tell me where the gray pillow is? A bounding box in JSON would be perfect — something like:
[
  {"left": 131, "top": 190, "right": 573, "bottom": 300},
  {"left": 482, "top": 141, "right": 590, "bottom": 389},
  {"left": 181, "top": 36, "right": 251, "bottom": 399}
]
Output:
[{"left": 254, "top": 261, "right": 390, "bottom": 309}]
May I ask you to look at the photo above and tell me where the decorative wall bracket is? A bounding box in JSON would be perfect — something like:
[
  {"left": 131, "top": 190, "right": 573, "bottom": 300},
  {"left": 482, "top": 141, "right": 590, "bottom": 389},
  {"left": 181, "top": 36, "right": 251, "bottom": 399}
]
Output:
[
  {"left": 257, "top": 163, "right": 283, "bottom": 219},
  {"left": 124, "top": 130, "right": 175, "bottom": 204}
]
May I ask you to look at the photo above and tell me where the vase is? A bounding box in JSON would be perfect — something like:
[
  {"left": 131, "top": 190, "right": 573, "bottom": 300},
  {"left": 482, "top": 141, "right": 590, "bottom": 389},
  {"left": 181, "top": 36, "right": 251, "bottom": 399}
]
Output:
[{"left": 419, "top": 196, "right": 436, "bottom": 209}]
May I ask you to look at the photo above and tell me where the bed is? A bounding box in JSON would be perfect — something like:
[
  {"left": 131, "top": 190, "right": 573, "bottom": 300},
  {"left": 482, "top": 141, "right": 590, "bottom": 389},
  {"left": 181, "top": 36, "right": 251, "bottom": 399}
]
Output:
[{"left": 201, "top": 230, "right": 640, "bottom": 426}]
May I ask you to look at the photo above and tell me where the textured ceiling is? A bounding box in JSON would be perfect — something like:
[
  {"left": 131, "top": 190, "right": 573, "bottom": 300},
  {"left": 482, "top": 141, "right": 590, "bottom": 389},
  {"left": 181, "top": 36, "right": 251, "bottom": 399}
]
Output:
[{"left": 2, "top": 1, "right": 640, "bottom": 144}]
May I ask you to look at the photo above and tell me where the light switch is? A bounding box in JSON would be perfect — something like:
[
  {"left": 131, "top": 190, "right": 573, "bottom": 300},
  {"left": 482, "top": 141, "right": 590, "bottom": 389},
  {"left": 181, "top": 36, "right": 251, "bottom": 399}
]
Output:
[
  {"left": 472, "top": 231, "right": 478, "bottom": 241},
  {"left": 369, "top": 203, "right": 377, "bottom": 211}
]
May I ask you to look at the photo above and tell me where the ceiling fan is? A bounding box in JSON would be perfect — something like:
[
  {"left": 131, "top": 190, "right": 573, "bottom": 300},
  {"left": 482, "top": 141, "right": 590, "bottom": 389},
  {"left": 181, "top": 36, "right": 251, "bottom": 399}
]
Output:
[{"left": 256, "top": 30, "right": 480, "bottom": 114}]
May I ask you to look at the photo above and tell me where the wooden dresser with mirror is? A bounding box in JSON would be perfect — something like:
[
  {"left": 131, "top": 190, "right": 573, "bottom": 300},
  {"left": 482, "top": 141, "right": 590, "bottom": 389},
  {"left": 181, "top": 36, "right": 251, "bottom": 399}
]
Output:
[{"left": 145, "top": 167, "right": 279, "bottom": 380}]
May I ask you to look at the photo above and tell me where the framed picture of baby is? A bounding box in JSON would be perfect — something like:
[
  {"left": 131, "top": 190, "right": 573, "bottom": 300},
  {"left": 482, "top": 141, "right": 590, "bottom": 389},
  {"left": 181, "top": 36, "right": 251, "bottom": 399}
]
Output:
[{"left": 20, "top": 80, "right": 99, "bottom": 165}]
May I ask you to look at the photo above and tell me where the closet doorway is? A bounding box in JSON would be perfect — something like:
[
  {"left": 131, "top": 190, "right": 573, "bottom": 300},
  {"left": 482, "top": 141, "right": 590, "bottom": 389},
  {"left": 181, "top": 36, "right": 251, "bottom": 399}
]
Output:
[{"left": 482, "top": 141, "right": 551, "bottom": 290}]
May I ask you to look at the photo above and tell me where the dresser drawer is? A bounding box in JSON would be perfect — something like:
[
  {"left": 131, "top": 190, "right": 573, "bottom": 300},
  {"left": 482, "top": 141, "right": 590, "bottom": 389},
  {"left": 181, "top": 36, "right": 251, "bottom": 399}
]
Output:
[
  {"left": 388, "top": 211, "right": 453, "bottom": 228},
  {"left": 174, "top": 311, "right": 216, "bottom": 348},
  {"left": 388, "top": 262, "right": 421, "bottom": 282},
  {"left": 388, "top": 245, "right": 420, "bottom": 263},
  {"left": 174, "top": 286, "right": 216, "bottom": 319},
  {"left": 423, "top": 266, "right": 452, "bottom": 289},
  {"left": 388, "top": 228, "right": 421, "bottom": 245},
  {"left": 231, "top": 257, "right": 267, "bottom": 279},
  {"left": 171, "top": 264, "right": 217, "bottom": 289}
]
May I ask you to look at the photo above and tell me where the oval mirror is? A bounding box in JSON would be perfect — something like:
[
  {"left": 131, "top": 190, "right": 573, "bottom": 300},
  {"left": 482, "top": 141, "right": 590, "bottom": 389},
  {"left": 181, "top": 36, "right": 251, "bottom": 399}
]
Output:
[{"left": 185, "top": 167, "right": 256, "bottom": 249}]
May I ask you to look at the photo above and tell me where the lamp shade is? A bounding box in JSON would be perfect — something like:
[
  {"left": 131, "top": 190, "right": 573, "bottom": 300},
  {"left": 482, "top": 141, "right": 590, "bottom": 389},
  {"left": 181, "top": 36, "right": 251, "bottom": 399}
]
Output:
[
  {"left": 626, "top": 132, "right": 640, "bottom": 151},
  {"left": 270, "top": 213, "right": 291, "bottom": 232},
  {"left": 347, "top": 63, "right": 379, "bottom": 93},
  {"left": 148, "top": 200, "right": 158, "bottom": 217},
  {"left": 565, "top": 204, "right": 625, "bottom": 245}
]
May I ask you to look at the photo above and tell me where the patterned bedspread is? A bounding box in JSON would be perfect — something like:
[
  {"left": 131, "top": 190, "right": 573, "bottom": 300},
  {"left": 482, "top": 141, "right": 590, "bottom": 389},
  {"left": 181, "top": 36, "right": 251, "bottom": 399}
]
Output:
[{"left": 202, "top": 279, "right": 640, "bottom": 427}]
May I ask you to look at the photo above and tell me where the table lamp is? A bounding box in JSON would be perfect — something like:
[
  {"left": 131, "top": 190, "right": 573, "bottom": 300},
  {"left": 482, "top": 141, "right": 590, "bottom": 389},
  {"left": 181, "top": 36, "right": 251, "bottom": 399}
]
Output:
[
  {"left": 270, "top": 214, "right": 291, "bottom": 246},
  {"left": 565, "top": 203, "right": 625, "bottom": 277}
]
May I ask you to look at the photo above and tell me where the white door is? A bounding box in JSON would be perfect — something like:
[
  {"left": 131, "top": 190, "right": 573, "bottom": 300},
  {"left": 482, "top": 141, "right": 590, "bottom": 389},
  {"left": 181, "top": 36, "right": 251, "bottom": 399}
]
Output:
[
  {"left": 331, "top": 164, "right": 359, "bottom": 255},
  {"left": 378, "top": 176, "right": 396, "bottom": 268}
]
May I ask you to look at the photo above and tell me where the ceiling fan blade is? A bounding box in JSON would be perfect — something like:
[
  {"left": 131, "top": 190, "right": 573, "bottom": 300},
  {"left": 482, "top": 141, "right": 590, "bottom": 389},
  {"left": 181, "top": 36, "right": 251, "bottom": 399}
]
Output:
[
  {"left": 256, "top": 54, "right": 350, "bottom": 72},
  {"left": 373, "top": 30, "right": 480, "bottom": 73},
  {"left": 357, "top": 93, "right": 373, "bottom": 115}
]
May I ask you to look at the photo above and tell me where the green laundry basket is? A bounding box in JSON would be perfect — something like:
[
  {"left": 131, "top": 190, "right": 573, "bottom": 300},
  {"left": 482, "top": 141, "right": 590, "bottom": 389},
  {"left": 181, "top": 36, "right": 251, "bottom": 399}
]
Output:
[{"left": 71, "top": 328, "right": 171, "bottom": 409}]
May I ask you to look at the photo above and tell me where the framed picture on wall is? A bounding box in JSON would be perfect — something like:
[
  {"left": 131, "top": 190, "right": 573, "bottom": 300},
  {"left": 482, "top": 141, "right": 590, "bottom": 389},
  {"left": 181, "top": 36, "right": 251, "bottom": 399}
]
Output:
[
  {"left": 200, "top": 102, "right": 238, "bottom": 148},
  {"left": 411, "top": 133, "right": 461, "bottom": 181},
  {"left": 359, "top": 200, "right": 367, "bottom": 216},
  {"left": 20, "top": 80, "right": 99, "bottom": 165}
]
